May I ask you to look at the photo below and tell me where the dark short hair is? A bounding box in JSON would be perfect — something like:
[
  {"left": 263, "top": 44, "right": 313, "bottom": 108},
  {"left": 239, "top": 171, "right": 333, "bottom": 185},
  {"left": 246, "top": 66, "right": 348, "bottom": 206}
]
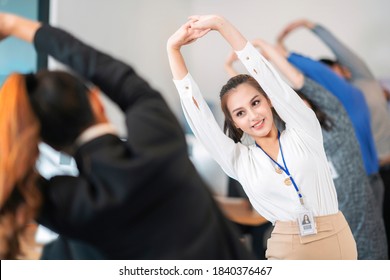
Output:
[
  {"left": 296, "top": 90, "right": 333, "bottom": 131},
  {"left": 26, "top": 70, "right": 95, "bottom": 149},
  {"left": 319, "top": 58, "right": 338, "bottom": 67}
]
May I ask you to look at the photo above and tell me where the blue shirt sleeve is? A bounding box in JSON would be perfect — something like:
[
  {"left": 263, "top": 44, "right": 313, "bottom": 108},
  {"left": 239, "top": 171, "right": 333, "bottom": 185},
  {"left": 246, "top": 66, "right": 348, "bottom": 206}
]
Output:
[{"left": 288, "top": 53, "right": 365, "bottom": 113}]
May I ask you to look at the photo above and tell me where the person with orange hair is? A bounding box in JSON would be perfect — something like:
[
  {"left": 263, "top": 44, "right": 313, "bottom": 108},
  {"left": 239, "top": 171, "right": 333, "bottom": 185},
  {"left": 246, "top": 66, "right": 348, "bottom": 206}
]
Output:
[
  {"left": 0, "top": 13, "right": 253, "bottom": 260},
  {"left": 0, "top": 73, "right": 42, "bottom": 259}
]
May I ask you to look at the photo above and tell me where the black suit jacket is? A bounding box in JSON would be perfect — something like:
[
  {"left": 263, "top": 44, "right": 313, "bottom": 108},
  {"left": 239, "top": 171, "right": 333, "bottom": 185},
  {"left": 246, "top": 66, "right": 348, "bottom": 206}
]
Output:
[{"left": 35, "top": 25, "right": 252, "bottom": 259}]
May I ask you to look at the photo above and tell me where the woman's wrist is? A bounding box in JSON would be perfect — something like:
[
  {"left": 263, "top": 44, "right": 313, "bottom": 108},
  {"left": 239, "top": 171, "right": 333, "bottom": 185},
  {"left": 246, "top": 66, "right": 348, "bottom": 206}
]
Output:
[
  {"left": 166, "top": 40, "right": 181, "bottom": 52},
  {"left": 167, "top": 45, "right": 181, "bottom": 57},
  {"left": 211, "top": 15, "right": 226, "bottom": 31}
]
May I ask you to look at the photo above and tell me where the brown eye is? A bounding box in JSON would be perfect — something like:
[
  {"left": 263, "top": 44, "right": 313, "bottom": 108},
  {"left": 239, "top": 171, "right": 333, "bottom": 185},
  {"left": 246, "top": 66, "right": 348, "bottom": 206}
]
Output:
[{"left": 236, "top": 111, "right": 244, "bottom": 117}]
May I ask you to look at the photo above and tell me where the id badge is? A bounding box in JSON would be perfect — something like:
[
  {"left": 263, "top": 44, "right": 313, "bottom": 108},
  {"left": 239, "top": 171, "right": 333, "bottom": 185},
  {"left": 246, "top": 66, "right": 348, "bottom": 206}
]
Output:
[{"left": 297, "top": 210, "right": 317, "bottom": 236}]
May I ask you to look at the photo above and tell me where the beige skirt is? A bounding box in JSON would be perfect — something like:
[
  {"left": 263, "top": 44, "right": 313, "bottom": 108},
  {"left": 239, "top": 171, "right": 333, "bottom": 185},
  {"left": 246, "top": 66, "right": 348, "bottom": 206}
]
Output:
[{"left": 266, "top": 211, "right": 357, "bottom": 260}]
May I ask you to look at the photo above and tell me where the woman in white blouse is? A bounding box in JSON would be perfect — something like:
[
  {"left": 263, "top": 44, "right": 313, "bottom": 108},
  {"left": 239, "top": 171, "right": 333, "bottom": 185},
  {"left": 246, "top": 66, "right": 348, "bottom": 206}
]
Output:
[{"left": 167, "top": 15, "right": 357, "bottom": 260}]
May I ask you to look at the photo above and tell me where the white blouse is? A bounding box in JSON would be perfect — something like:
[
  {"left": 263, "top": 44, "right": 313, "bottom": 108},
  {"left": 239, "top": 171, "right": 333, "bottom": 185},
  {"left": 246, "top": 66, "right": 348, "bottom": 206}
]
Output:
[{"left": 174, "top": 42, "right": 338, "bottom": 223}]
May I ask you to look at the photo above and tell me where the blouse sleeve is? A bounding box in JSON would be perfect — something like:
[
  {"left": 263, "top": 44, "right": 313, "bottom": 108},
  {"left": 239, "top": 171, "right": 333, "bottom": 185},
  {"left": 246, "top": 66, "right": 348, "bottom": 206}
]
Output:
[
  {"left": 174, "top": 73, "right": 247, "bottom": 180},
  {"left": 236, "top": 43, "right": 322, "bottom": 140}
]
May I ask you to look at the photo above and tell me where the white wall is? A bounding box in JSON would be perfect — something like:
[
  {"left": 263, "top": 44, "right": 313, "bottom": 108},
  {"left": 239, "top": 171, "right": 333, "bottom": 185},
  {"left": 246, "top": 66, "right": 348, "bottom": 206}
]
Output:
[
  {"left": 49, "top": 0, "right": 191, "bottom": 136},
  {"left": 50, "top": 0, "right": 390, "bottom": 123},
  {"left": 187, "top": 0, "right": 390, "bottom": 107},
  {"left": 49, "top": 0, "right": 390, "bottom": 195}
]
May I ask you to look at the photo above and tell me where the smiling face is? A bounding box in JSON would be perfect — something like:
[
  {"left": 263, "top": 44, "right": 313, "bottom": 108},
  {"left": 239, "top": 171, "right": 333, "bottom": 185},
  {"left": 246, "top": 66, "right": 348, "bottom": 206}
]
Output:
[{"left": 225, "top": 83, "right": 275, "bottom": 141}]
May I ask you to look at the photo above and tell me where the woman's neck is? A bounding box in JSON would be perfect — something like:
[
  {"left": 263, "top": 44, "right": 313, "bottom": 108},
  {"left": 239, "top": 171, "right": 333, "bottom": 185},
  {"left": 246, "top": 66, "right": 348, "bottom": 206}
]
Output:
[{"left": 254, "top": 126, "right": 279, "bottom": 161}]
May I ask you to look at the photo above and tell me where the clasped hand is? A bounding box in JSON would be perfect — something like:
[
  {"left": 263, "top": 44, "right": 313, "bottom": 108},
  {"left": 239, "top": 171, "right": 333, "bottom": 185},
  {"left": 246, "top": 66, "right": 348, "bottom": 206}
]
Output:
[{"left": 167, "top": 15, "right": 226, "bottom": 50}]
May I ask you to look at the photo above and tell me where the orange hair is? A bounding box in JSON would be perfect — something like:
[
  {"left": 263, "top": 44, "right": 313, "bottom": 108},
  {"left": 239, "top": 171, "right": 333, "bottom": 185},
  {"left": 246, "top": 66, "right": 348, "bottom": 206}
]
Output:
[{"left": 0, "top": 73, "right": 42, "bottom": 259}]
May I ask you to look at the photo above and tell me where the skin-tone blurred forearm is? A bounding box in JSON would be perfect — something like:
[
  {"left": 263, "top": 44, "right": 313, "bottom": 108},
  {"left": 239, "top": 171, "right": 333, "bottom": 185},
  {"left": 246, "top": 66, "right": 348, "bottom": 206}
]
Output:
[
  {"left": 276, "top": 19, "right": 315, "bottom": 57},
  {"left": 277, "top": 19, "right": 315, "bottom": 43},
  {"left": 252, "top": 38, "right": 304, "bottom": 89},
  {"left": 190, "top": 15, "right": 247, "bottom": 79},
  {"left": 224, "top": 51, "right": 239, "bottom": 78},
  {"left": 0, "top": 13, "right": 41, "bottom": 43}
]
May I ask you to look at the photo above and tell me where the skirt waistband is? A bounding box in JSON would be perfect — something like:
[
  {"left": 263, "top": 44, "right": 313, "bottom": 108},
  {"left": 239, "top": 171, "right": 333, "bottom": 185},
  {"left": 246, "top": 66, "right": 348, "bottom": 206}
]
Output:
[{"left": 273, "top": 211, "right": 346, "bottom": 235}]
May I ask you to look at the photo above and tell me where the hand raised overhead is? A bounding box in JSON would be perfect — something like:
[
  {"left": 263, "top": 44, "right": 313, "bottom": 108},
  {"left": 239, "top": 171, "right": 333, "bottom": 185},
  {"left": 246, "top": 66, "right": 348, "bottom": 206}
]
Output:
[{"left": 167, "top": 19, "right": 210, "bottom": 50}]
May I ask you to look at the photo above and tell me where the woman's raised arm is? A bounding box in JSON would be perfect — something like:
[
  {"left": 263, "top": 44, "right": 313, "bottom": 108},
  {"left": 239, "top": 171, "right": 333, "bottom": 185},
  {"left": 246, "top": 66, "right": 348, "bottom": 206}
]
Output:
[{"left": 167, "top": 20, "right": 210, "bottom": 80}]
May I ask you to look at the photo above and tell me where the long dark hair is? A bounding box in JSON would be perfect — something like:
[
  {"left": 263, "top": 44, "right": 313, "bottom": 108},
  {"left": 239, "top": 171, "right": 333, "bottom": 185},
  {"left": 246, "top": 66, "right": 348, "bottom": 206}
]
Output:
[
  {"left": 219, "top": 74, "right": 280, "bottom": 143},
  {"left": 296, "top": 90, "right": 333, "bottom": 131}
]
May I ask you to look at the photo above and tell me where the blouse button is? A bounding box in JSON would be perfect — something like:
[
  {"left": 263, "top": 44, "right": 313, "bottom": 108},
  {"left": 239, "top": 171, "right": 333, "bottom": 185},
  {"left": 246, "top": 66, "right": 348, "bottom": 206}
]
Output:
[
  {"left": 246, "top": 57, "right": 250, "bottom": 60},
  {"left": 185, "top": 86, "right": 189, "bottom": 90},
  {"left": 284, "top": 178, "right": 292, "bottom": 186}
]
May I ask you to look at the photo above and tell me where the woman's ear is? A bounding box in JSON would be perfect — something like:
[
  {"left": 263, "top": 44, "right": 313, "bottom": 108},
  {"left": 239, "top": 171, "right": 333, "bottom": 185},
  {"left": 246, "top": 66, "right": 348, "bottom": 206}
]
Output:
[{"left": 88, "top": 87, "right": 108, "bottom": 124}]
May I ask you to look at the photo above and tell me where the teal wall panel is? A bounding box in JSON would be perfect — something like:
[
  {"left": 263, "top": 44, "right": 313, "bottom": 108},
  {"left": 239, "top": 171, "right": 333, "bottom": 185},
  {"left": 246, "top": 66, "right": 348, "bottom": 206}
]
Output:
[{"left": 0, "top": 0, "right": 39, "bottom": 86}]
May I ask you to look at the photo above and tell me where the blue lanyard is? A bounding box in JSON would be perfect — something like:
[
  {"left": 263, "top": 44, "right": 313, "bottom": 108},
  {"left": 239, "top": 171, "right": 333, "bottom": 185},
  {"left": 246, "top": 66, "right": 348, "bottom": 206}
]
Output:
[{"left": 255, "top": 131, "right": 304, "bottom": 205}]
